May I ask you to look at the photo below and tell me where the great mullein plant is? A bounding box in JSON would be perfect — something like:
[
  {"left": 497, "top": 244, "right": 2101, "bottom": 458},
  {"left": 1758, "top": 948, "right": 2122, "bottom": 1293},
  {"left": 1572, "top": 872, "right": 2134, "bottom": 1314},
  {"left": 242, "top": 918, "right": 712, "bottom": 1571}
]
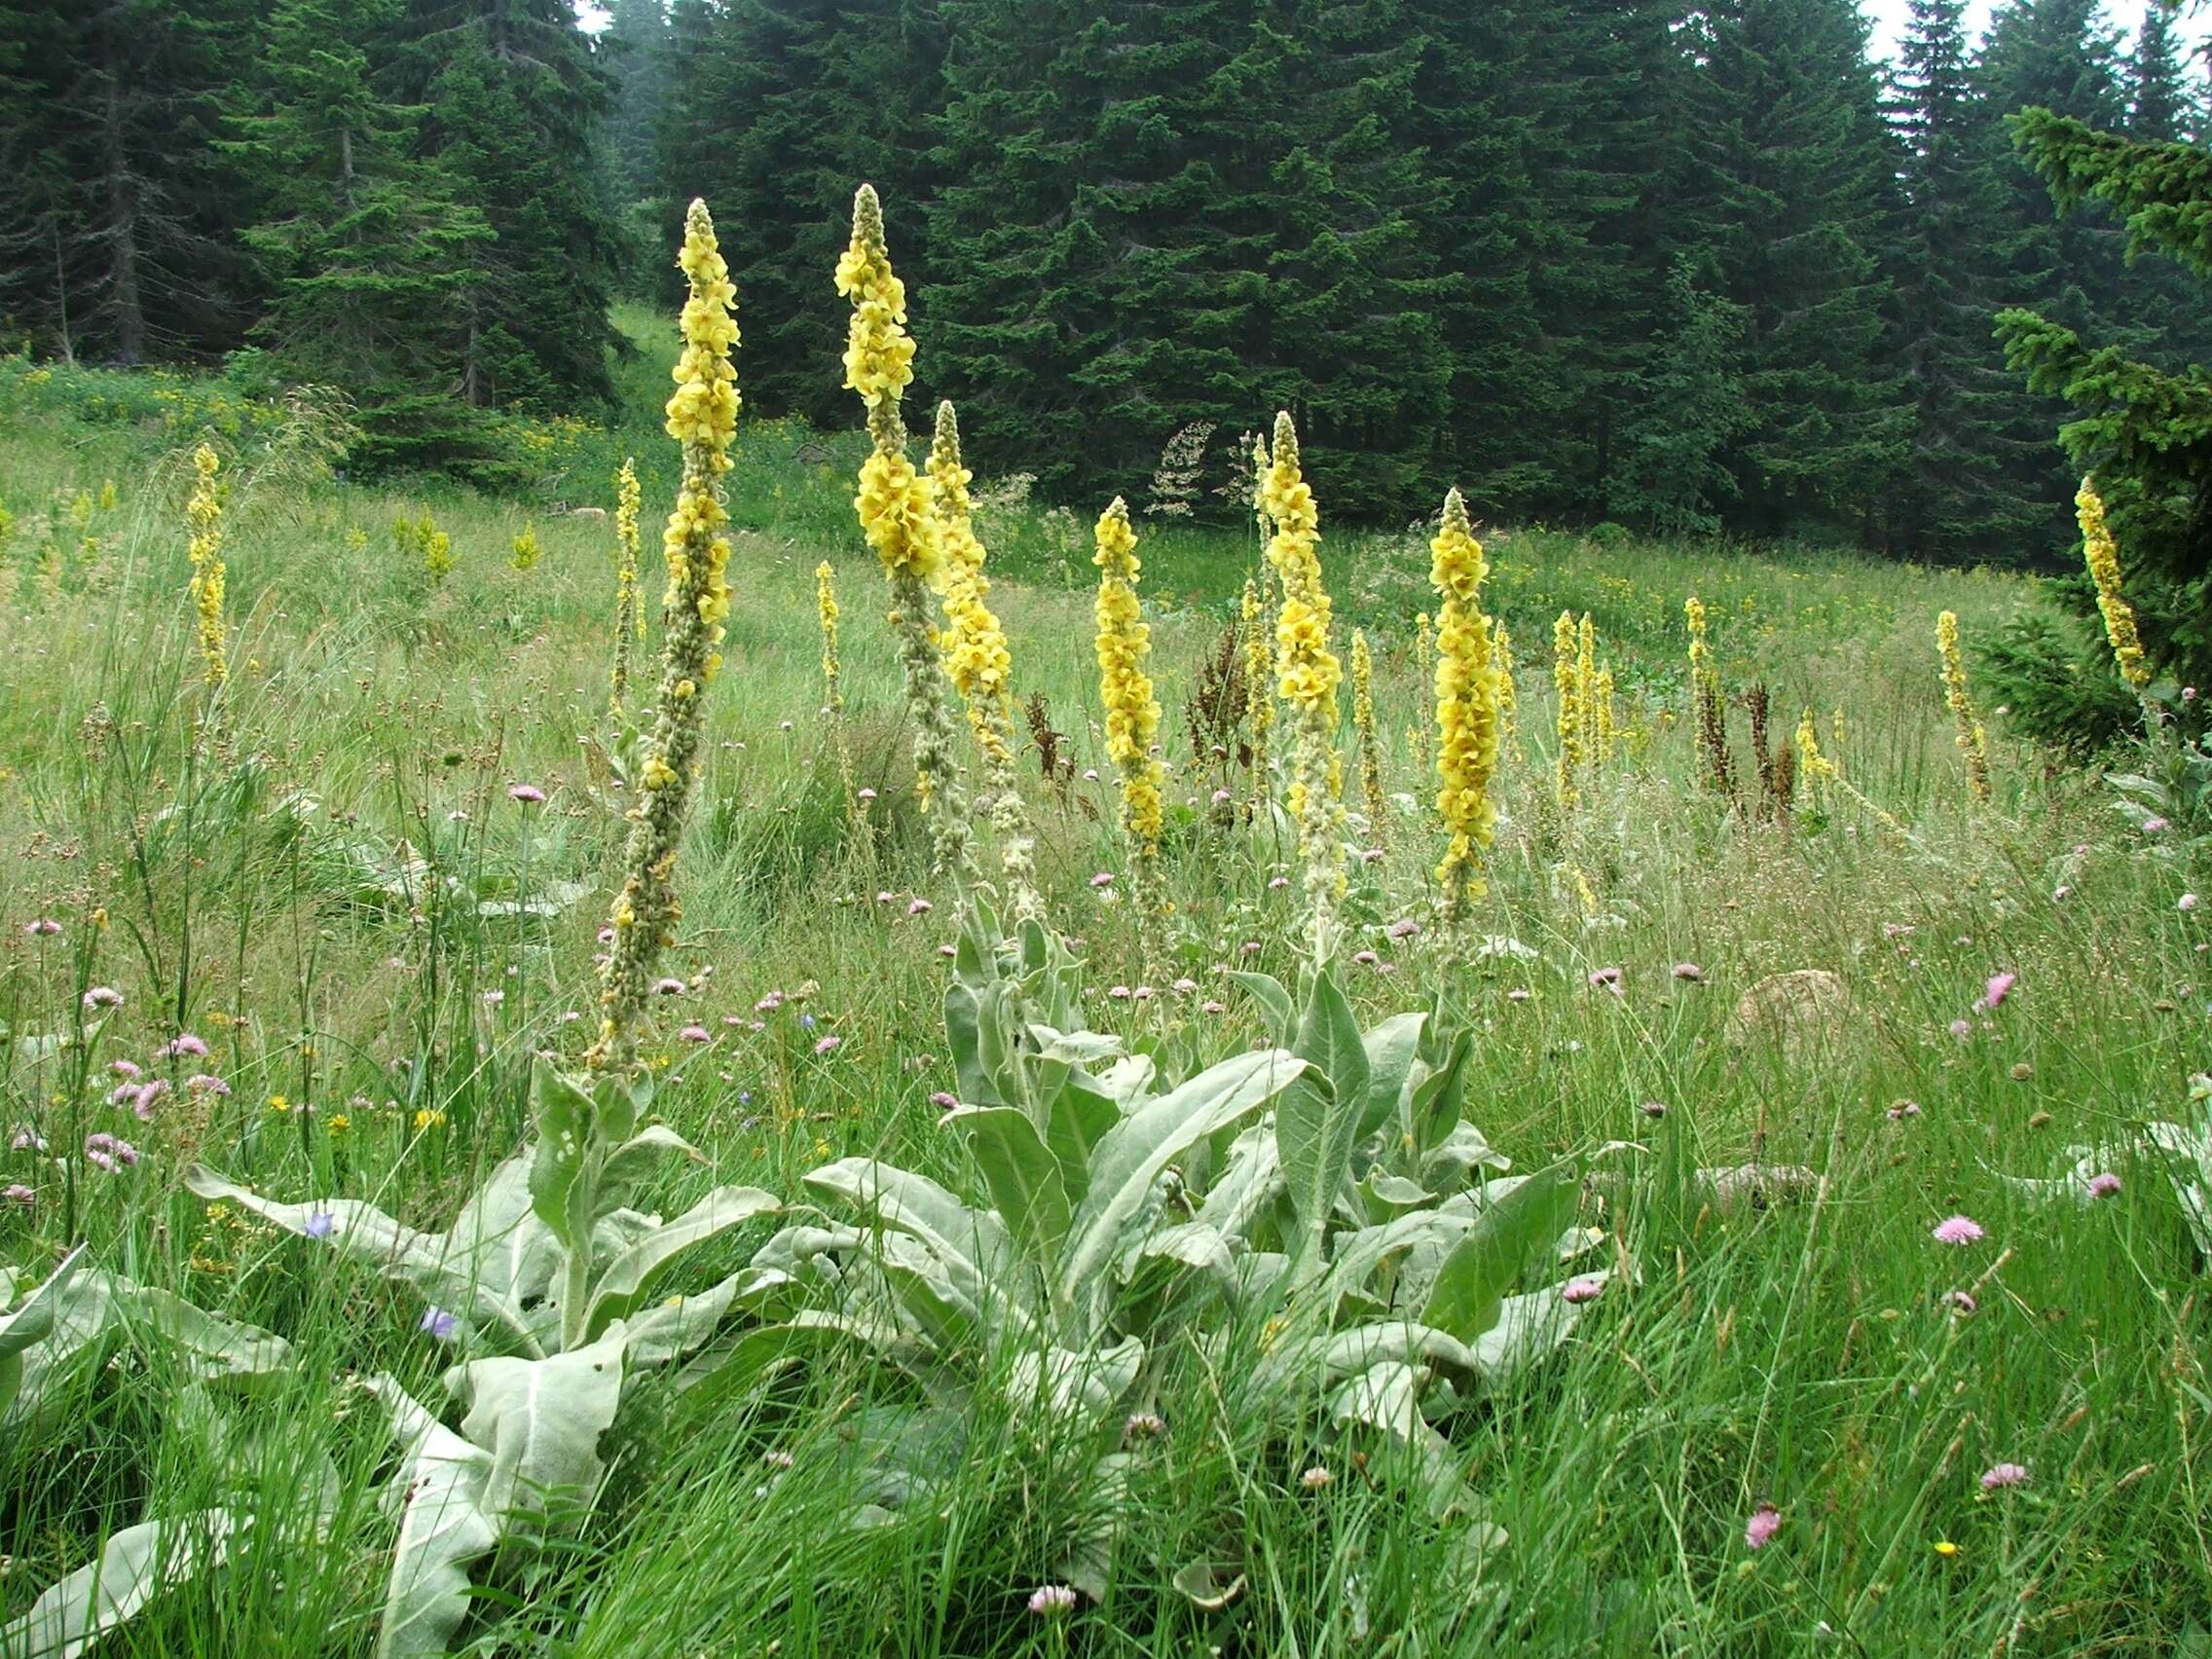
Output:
[
  {"left": 1093, "top": 498, "right": 1164, "bottom": 961},
  {"left": 1429, "top": 489, "right": 1499, "bottom": 928},
  {"left": 933, "top": 401, "right": 1042, "bottom": 919},
  {"left": 1261, "top": 412, "right": 1346, "bottom": 960},
  {"left": 1350, "top": 629, "right": 1388, "bottom": 854},
  {"left": 586, "top": 199, "right": 738, "bottom": 1078},
  {"left": 185, "top": 444, "right": 228, "bottom": 693},
  {"left": 837, "top": 184, "right": 974, "bottom": 881},
  {"left": 167, "top": 206, "right": 784, "bottom": 1659},
  {"left": 759, "top": 896, "right": 1604, "bottom": 1604},
  {"left": 1936, "top": 610, "right": 1993, "bottom": 803},
  {"left": 608, "top": 457, "right": 645, "bottom": 718},
  {"left": 1551, "top": 611, "right": 1581, "bottom": 809},
  {"left": 815, "top": 560, "right": 861, "bottom": 819}
]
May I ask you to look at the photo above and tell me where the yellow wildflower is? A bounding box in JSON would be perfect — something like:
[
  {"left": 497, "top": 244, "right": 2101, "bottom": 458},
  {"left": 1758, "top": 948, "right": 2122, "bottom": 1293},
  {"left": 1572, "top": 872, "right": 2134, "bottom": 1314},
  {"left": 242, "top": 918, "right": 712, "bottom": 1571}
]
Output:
[
  {"left": 934, "top": 402, "right": 1040, "bottom": 917},
  {"left": 610, "top": 458, "right": 645, "bottom": 715},
  {"left": 509, "top": 524, "right": 541, "bottom": 571},
  {"left": 588, "top": 199, "right": 740, "bottom": 1076},
  {"left": 1262, "top": 412, "right": 1346, "bottom": 957},
  {"left": 1936, "top": 610, "right": 1991, "bottom": 802},
  {"left": 1430, "top": 488, "right": 1499, "bottom": 919},
  {"left": 2077, "top": 476, "right": 2151, "bottom": 690},
  {"left": 185, "top": 445, "right": 228, "bottom": 689},
  {"left": 1553, "top": 610, "right": 1580, "bottom": 808},
  {"left": 1243, "top": 571, "right": 1274, "bottom": 815},
  {"left": 837, "top": 185, "right": 971, "bottom": 878},
  {"left": 1094, "top": 499, "right": 1164, "bottom": 899},
  {"left": 1350, "top": 629, "right": 1387, "bottom": 854}
]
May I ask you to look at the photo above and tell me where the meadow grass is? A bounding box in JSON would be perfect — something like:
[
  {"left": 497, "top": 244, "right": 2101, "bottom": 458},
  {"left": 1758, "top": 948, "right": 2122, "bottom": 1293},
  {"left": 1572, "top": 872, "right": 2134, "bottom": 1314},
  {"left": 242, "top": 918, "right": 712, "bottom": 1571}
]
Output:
[{"left": 0, "top": 330, "right": 2207, "bottom": 1658}]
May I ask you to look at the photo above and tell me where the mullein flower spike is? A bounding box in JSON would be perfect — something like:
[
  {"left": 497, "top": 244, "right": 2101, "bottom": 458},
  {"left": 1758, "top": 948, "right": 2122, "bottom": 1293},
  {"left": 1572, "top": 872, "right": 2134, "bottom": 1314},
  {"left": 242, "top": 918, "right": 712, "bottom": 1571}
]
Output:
[
  {"left": 186, "top": 445, "right": 228, "bottom": 690},
  {"left": 1552, "top": 610, "right": 1580, "bottom": 808},
  {"left": 1936, "top": 610, "right": 1992, "bottom": 802},
  {"left": 609, "top": 458, "right": 644, "bottom": 715},
  {"left": 816, "top": 560, "right": 861, "bottom": 817},
  {"left": 586, "top": 199, "right": 739, "bottom": 1074},
  {"left": 934, "top": 401, "right": 1041, "bottom": 918},
  {"left": 1429, "top": 488, "right": 1500, "bottom": 921},
  {"left": 1261, "top": 412, "right": 1346, "bottom": 959},
  {"left": 2076, "top": 476, "right": 2151, "bottom": 692},
  {"left": 1094, "top": 498, "right": 1164, "bottom": 956},
  {"left": 1350, "top": 630, "right": 1387, "bottom": 853},
  {"left": 837, "top": 184, "right": 974, "bottom": 878},
  {"left": 1242, "top": 574, "right": 1273, "bottom": 814}
]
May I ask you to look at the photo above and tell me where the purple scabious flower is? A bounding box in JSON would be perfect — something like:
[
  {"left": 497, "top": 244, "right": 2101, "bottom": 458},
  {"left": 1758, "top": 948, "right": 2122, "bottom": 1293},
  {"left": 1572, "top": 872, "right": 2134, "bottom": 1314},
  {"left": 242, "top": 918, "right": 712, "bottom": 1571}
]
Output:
[
  {"left": 1979, "top": 1462, "right": 2029, "bottom": 1491},
  {"left": 131, "top": 1080, "right": 169, "bottom": 1120},
  {"left": 1088, "top": 871, "right": 1115, "bottom": 890},
  {"left": 1588, "top": 968, "right": 1623, "bottom": 993},
  {"left": 1672, "top": 962, "right": 1704, "bottom": 982},
  {"left": 1026, "top": 1585, "right": 1077, "bottom": 1616},
  {"left": 1932, "top": 1214, "right": 1985, "bottom": 1246},
  {"left": 680, "top": 1024, "right": 712, "bottom": 1043},
  {"left": 1562, "top": 1276, "right": 1604, "bottom": 1305},
  {"left": 83, "top": 986, "right": 124, "bottom": 1011},
  {"left": 3, "top": 1182, "right": 33, "bottom": 1208},
  {"left": 1745, "top": 1505, "right": 1782, "bottom": 1550},
  {"left": 111, "top": 1058, "right": 142, "bottom": 1080},
  {"left": 1941, "top": 1289, "right": 1977, "bottom": 1315},
  {"left": 166, "top": 1034, "right": 211, "bottom": 1058},
  {"left": 2085, "top": 1171, "right": 2121, "bottom": 1199},
  {"left": 185, "top": 1073, "right": 230, "bottom": 1097},
  {"left": 653, "top": 977, "right": 687, "bottom": 996},
  {"left": 8, "top": 1126, "right": 47, "bottom": 1153},
  {"left": 906, "top": 898, "right": 933, "bottom": 916},
  {"left": 1386, "top": 918, "right": 1420, "bottom": 941},
  {"left": 22, "top": 919, "right": 61, "bottom": 938},
  {"left": 813, "top": 1035, "right": 842, "bottom": 1056},
  {"left": 1983, "top": 972, "right": 2016, "bottom": 1010},
  {"left": 508, "top": 784, "right": 546, "bottom": 803}
]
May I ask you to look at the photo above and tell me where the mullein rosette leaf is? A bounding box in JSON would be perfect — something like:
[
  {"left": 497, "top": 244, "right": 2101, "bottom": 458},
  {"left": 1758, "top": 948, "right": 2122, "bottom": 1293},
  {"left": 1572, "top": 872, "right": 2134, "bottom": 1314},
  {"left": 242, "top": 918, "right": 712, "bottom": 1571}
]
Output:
[{"left": 587, "top": 199, "right": 739, "bottom": 1076}]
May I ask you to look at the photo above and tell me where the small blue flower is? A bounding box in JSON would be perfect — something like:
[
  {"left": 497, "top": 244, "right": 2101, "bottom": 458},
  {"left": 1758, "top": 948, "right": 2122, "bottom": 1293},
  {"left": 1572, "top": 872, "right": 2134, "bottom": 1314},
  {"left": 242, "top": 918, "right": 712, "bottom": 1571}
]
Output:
[
  {"left": 799, "top": 1014, "right": 817, "bottom": 1031},
  {"left": 305, "top": 1209, "right": 336, "bottom": 1239},
  {"left": 420, "top": 1307, "right": 458, "bottom": 1342}
]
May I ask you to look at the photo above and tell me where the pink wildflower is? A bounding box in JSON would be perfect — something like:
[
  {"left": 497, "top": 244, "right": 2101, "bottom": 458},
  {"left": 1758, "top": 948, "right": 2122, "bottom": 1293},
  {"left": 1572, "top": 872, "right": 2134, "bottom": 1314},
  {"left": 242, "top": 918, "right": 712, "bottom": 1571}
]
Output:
[
  {"left": 1984, "top": 972, "right": 2016, "bottom": 1010},
  {"left": 508, "top": 784, "right": 546, "bottom": 803},
  {"left": 1932, "top": 1214, "right": 1985, "bottom": 1245},
  {"left": 1744, "top": 1505, "right": 1782, "bottom": 1550},
  {"left": 1979, "top": 1462, "right": 2029, "bottom": 1491},
  {"left": 2085, "top": 1171, "right": 2121, "bottom": 1199}
]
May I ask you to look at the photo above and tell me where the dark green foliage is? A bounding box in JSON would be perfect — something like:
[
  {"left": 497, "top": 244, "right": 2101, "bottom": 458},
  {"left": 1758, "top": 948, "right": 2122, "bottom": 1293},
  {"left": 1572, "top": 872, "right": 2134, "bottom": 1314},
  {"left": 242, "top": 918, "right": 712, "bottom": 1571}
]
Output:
[
  {"left": 656, "top": 0, "right": 946, "bottom": 427},
  {"left": 1609, "top": 257, "right": 1751, "bottom": 537}
]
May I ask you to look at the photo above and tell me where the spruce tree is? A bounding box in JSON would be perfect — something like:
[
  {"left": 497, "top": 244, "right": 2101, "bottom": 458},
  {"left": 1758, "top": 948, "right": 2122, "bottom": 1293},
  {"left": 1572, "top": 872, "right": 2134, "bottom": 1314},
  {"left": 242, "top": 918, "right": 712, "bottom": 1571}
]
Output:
[
  {"left": 1609, "top": 255, "right": 1752, "bottom": 536},
  {"left": 1988, "top": 107, "right": 2212, "bottom": 743},
  {"left": 1885, "top": 0, "right": 2048, "bottom": 558},
  {"left": 657, "top": 0, "right": 947, "bottom": 427},
  {"left": 1689, "top": 0, "right": 1910, "bottom": 536},
  {"left": 223, "top": 0, "right": 501, "bottom": 472},
  {"left": 396, "top": 0, "right": 620, "bottom": 409}
]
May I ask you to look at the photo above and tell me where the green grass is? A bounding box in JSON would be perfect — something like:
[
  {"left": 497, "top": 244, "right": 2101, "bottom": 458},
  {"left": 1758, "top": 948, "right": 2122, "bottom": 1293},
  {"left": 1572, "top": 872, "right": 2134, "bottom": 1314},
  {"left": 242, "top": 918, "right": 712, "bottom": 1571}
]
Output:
[{"left": 1, "top": 325, "right": 2208, "bottom": 1659}]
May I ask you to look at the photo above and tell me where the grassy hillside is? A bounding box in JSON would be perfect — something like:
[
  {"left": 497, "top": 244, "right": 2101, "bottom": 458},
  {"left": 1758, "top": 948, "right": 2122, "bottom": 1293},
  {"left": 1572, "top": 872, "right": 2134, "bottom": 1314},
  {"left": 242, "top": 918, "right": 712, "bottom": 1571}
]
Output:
[{"left": 0, "top": 327, "right": 2207, "bottom": 1657}]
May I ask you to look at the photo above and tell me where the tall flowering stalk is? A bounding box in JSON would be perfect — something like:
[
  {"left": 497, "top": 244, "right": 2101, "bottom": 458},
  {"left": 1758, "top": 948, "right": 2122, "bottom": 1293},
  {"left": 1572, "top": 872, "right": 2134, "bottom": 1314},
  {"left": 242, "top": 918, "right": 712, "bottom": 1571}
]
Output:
[
  {"left": 1493, "top": 623, "right": 1516, "bottom": 751},
  {"left": 1350, "top": 629, "right": 1388, "bottom": 852},
  {"left": 1430, "top": 489, "right": 1499, "bottom": 923},
  {"left": 1686, "top": 595, "right": 1732, "bottom": 797},
  {"left": 836, "top": 184, "right": 974, "bottom": 879},
  {"left": 1593, "top": 664, "right": 1616, "bottom": 764},
  {"left": 1242, "top": 573, "right": 1274, "bottom": 814},
  {"left": 608, "top": 458, "right": 645, "bottom": 716},
  {"left": 934, "top": 401, "right": 1041, "bottom": 918},
  {"left": 1574, "top": 612, "right": 1598, "bottom": 761},
  {"left": 2076, "top": 476, "right": 2152, "bottom": 693},
  {"left": 1410, "top": 611, "right": 1437, "bottom": 781},
  {"left": 1936, "top": 610, "right": 1992, "bottom": 802},
  {"left": 586, "top": 199, "right": 739, "bottom": 1075},
  {"left": 1094, "top": 498, "right": 1164, "bottom": 955},
  {"left": 185, "top": 445, "right": 228, "bottom": 691},
  {"left": 1261, "top": 412, "right": 1346, "bottom": 958},
  {"left": 816, "top": 561, "right": 860, "bottom": 817},
  {"left": 1552, "top": 610, "right": 1580, "bottom": 808}
]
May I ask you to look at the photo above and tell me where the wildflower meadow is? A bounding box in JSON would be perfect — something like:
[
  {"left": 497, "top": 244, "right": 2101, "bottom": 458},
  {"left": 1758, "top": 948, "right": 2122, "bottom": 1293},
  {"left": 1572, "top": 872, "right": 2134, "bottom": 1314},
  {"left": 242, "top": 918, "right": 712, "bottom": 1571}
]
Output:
[{"left": 1, "top": 187, "right": 2209, "bottom": 1659}]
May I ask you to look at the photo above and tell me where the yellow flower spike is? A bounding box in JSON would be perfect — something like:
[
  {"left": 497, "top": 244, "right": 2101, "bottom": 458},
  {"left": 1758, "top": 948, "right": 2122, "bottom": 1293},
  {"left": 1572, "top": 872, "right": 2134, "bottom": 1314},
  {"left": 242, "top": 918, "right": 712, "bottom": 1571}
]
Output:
[
  {"left": 1936, "top": 610, "right": 1992, "bottom": 802},
  {"left": 1429, "top": 488, "right": 1499, "bottom": 923},
  {"left": 1552, "top": 610, "right": 1580, "bottom": 809},
  {"left": 932, "top": 400, "right": 1041, "bottom": 918},
  {"left": 1593, "top": 665, "right": 1616, "bottom": 764},
  {"left": 510, "top": 524, "right": 541, "bottom": 571},
  {"left": 185, "top": 445, "right": 228, "bottom": 691},
  {"left": 838, "top": 185, "right": 973, "bottom": 879},
  {"left": 1575, "top": 612, "right": 1598, "bottom": 770},
  {"left": 1243, "top": 573, "right": 1274, "bottom": 815},
  {"left": 1350, "top": 630, "right": 1388, "bottom": 855},
  {"left": 1261, "top": 412, "right": 1346, "bottom": 958},
  {"left": 587, "top": 199, "right": 740, "bottom": 1076},
  {"left": 1094, "top": 497, "right": 1164, "bottom": 957},
  {"left": 609, "top": 458, "right": 645, "bottom": 716},
  {"left": 1492, "top": 622, "right": 1516, "bottom": 749},
  {"left": 816, "top": 560, "right": 861, "bottom": 818},
  {"left": 2077, "top": 476, "right": 2152, "bottom": 690},
  {"left": 1410, "top": 611, "right": 1437, "bottom": 782}
]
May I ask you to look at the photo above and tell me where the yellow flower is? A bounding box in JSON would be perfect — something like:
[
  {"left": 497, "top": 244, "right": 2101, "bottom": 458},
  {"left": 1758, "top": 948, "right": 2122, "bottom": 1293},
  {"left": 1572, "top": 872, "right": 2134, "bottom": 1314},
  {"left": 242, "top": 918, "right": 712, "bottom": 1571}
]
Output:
[
  {"left": 509, "top": 524, "right": 542, "bottom": 571},
  {"left": 1094, "top": 498, "right": 1164, "bottom": 866},
  {"left": 589, "top": 200, "right": 741, "bottom": 1077},
  {"left": 326, "top": 1113, "right": 350, "bottom": 1136},
  {"left": 609, "top": 459, "right": 645, "bottom": 715},
  {"left": 1933, "top": 1540, "right": 1959, "bottom": 1558},
  {"left": 185, "top": 445, "right": 228, "bottom": 689},
  {"left": 1429, "top": 489, "right": 1499, "bottom": 919},
  {"left": 932, "top": 402, "right": 1040, "bottom": 918},
  {"left": 2077, "top": 476, "right": 2151, "bottom": 690},
  {"left": 1552, "top": 610, "right": 1580, "bottom": 808},
  {"left": 413, "top": 1107, "right": 447, "bottom": 1130},
  {"left": 267, "top": 1093, "right": 291, "bottom": 1114},
  {"left": 836, "top": 186, "right": 973, "bottom": 880},
  {"left": 1936, "top": 610, "right": 1991, "bottom": 802},
  {"left": 1262, "top": 412, "right": 1346, "bottom": 955}
]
